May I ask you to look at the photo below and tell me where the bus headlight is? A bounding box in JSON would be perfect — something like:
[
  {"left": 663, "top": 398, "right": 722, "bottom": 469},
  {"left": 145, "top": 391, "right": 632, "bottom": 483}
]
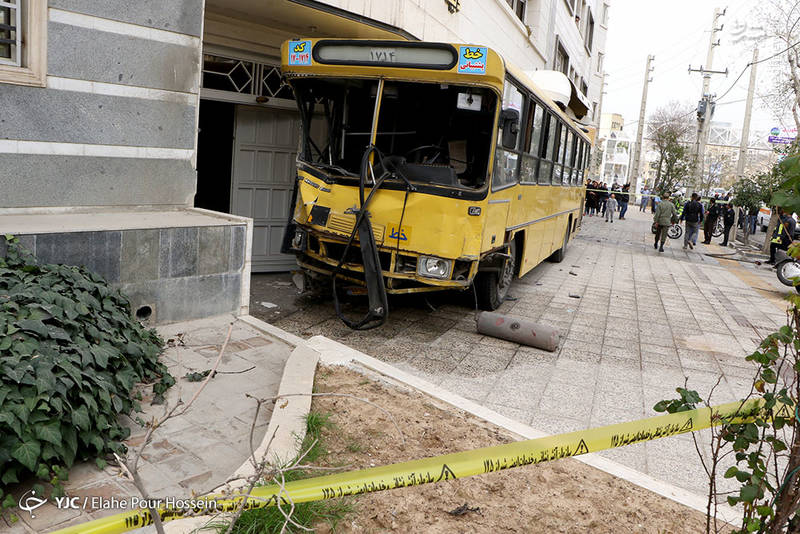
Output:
[{"left": 417, "top": 256, "right": 452, "bottom": 279}]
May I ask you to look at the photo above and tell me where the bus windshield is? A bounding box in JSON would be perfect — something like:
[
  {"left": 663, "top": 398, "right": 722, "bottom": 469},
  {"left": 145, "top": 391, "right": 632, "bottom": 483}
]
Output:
[{"left": 293, "top": 78, "right": 498, "bottom": 189}]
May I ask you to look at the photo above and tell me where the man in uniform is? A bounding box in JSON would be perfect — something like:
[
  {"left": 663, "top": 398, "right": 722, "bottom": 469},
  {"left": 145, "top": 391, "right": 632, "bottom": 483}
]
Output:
[
  {"left": 702, "top": 198, "right": 720, "bottom": 244},
  {"left": 768, "top": 208, "right": 797, "bottom": 264},
  {"left": 653, "top": 191, "right": 678, "bottom": 253}
]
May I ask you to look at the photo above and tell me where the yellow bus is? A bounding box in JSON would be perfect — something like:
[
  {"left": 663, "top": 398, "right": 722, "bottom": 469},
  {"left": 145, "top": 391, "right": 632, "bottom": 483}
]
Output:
[{"left": 280, "top": 39, "right": 591, "bottom": 328}]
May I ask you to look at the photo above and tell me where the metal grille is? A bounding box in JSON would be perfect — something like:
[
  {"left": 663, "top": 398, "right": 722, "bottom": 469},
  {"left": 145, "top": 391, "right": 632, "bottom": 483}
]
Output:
[
  {"left": 202, "top": 54, "right": 293, "bottom": 99},
  {"left": 0, "top": 0, "right": 21, "bottom": 67},
  {"left": 326, "top": 214, "right": 385, "bottom": 243}
]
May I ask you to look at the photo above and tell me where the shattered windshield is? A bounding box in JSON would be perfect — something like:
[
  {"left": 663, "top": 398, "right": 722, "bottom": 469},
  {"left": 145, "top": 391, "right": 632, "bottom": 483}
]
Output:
[{"left": 292, "top": 78, "right": 497, "bottom": 189}]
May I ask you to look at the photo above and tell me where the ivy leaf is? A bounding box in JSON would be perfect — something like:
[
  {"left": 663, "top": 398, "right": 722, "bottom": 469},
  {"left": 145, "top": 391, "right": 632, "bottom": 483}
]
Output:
[
  {"left": 71, "top": 405, "right": 90, "bottom": 431},
  {"left": 15, "top": 319, "right": 48, "bottom": 337},
  {"left": 11, "top": 440, "right": 40, "bottom": 471},
  {"left": 34, "top": 369, "right": 56, "bottom": 395},
  {"left": 90, "top": 343, "right": 116, "bottom": 369},
  {"left": 1, "top": 467, "right": 18, "bottom": 485},
  {"left": 34, "top": 422, "right": 62, "bottom": 446}
]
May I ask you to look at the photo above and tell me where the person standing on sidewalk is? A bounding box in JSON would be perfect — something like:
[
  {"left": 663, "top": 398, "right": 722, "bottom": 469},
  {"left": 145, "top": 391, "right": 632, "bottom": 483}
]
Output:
[
  {"left": 747, "top": 205, "right": 759, "bottom": 235},
  {"left": 605, "top": 194, "right": 618, "bottom": 223},
  {"left": 680, "top": 193, "right": 704, "bottom": 250},
  {"left": 702, "top": 198, "right": 720, "bottom": 244},
  {"left": 619, "top": 184, "right": 630, "bottom": 220},
  {"left": 768, "top": 208, "right": 797, "bottom": 264},
  {"left": 639, "top": 188, "right": 649, "bottom": 211},
  {"left": 720, "top": 203, "right": 736, "bottom": 246},
  {"left": 653, "top": 191, "right": 678, "bottom": 252}
]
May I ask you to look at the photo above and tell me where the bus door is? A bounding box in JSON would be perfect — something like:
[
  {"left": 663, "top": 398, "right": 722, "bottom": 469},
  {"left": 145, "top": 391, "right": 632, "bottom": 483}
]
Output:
[{"left": 484, "top": 80, "right": 524, "bottom": 252}]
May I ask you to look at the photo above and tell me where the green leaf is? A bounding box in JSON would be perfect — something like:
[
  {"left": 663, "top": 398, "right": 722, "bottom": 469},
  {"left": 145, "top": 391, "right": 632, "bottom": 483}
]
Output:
[
  {"left": 95, "top": 458, "right": 107, "bottom": 470},
  {"left": 34, "top": 421, "right": 62, "bottom": 445},
  {"left": 724, "top": 466, "right": 738, "bottom": 479},
  {"left": 15, "top": 319, "right": 48, "bottom": 337},
  {"left": 34, "top": 368, "right": 56, "bottom": 395},
  {"left": 90, "top": 343, "right": 116, "bottom": 368},
  {"left": 71, "top": 405, "right": 90, "bottom": 431},
  {"left": 11, "top": 440, "right": 40, "bottom": 471},
  {"left": 1, "top": 467, "right": 18, "bottom": 485},
  {"left": 740, "top": 484, "right": 759, "bottom": 503}
]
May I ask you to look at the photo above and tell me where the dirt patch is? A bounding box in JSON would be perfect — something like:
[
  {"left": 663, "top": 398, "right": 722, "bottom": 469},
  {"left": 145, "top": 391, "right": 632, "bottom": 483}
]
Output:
[{"left": 307, "top": 364, "right": 716, "bottom": 533}]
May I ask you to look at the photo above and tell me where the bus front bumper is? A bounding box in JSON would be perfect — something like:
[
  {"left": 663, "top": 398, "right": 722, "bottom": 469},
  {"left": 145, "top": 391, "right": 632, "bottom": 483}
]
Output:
[{"left": 290, "top": 230, "right": 478, "bottom": 295}]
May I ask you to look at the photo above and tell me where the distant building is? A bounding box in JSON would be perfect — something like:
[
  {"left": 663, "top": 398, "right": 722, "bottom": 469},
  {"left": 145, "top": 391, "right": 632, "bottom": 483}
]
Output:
[{"left": 595, "top": 112, "right": 632, "bottom": 185}]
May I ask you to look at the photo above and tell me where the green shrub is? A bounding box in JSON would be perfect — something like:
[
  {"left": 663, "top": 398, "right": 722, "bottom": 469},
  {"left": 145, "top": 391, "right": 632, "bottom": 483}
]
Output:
[{"left": 0, "top": 237, "right": 174, "bottom": 501}]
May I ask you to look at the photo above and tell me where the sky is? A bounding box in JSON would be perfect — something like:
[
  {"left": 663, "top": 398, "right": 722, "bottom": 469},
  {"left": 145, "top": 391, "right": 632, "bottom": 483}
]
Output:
[{"left": 603, "top": 0, "right": 794, "bottom": 140}]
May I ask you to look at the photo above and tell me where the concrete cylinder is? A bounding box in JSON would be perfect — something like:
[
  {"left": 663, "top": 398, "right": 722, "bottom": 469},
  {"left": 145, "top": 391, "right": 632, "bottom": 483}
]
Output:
[{"left": 476, "top": 311, "right": 560, "bottom": 352}]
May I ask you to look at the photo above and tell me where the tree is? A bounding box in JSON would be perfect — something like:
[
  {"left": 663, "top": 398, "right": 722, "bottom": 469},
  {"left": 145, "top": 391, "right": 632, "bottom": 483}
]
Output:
[
  {"left": 755, "top": 1, "right": 800, "bottom": 131},
  {"left": 732, "top": 169, "right": 782, "bottom": 244},
  {"left": 647, "top": 102, "right": 695, "bottom": 196}
]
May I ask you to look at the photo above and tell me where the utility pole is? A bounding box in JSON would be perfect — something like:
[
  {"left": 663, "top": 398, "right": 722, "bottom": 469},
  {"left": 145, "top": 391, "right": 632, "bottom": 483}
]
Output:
[
  {"left": 733, "top": 47, "right": 759, "bottom": 246},
  {"left": 689, "top": 7, "right": 728, "bottom": 196},
  {"left": 629, "top": 55, "right": 654, "bottom": 201}
]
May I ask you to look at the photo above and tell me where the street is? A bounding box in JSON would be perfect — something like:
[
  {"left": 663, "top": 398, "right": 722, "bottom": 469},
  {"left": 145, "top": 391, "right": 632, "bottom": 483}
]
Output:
[{"left": 252, "top": 206, "right": 790, "bottom": 498}]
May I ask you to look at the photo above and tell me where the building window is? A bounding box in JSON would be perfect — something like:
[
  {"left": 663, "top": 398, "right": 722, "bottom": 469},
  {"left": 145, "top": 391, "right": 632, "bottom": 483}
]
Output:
[
  {"left": 592, "top": 102, "right": 598, "bottom": 122},
  {"left": 202, "top": 54, "right": 293, "bottom": 99},
  {"left": 597, "top": 52, "right": 604, "bottom": 73},
  {"left": 585, "top": 9, "right": 595, "bottom": 51},
  {"left": 506, "top": 0, "right": 526, "bottom": 22},
  {"left": 554, "top": 40, "right": 569, "bottom": 76},
  {"left": 580, "top": 78, "right": 588, "bottom": 96},
  {"left": 0, "top": 1, "right": 21, "bottom": 66},
  {"left": 0, "top": 0, "right": 46, "bottom": 87},
  {"left": 602, "top": 3, "right": 609, "bottom": 26}
]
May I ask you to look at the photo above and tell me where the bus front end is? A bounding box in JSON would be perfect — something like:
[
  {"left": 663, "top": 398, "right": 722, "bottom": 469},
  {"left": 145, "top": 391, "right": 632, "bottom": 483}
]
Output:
[{"left": 280, "top": 40, "right": 504, "bottom": 298}]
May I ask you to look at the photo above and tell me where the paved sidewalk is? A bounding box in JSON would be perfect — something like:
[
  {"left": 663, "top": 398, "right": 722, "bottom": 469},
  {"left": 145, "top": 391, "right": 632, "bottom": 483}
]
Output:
[
  {"left": 271, "top": 207, "right": 790, "bottom": 500},
  {"left": 11, "top": 315, "right": 291, "bottom": 534}
]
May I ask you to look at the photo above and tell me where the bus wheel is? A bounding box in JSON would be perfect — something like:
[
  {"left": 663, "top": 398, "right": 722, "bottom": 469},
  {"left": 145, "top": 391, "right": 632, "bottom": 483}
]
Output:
[
  {"left": 548, "top": 224, "right": 570, "bottom": 263},
  {"left": 476, "top": 241, "right": 516, "bottom": 310}
]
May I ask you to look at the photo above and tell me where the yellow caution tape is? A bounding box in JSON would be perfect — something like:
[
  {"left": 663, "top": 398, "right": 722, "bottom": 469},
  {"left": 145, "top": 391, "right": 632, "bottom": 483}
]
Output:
[{"left": 50, "top": 399, "right": 790, "bottom": 534}]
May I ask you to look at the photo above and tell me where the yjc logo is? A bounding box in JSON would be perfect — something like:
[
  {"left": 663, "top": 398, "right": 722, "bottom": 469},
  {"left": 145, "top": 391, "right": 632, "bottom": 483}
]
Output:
[{"left": 18, "top": 490, "right": 47, "bottom": 518}]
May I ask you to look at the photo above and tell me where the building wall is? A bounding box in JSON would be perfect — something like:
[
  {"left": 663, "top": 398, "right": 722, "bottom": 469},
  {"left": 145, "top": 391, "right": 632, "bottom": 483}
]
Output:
[
  {"left": 312, "top": 0, "right": 608, "bottom": 121},
  {"left": 16, "top": 223, "right": 246, "bottom": 324},
  {"left": 0, "top": 0, "right": 204, "bottom": 209}
]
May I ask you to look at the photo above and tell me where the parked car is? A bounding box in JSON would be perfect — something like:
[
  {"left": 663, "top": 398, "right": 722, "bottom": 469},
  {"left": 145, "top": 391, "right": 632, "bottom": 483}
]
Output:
[{"left": 756, "top": 206, "right": 800, "bottom": 238}]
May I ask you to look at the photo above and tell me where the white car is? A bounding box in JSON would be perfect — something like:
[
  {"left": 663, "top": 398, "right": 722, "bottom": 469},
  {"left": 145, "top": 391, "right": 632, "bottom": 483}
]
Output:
[{"left": 757, "top": 206, "right": 800, "bottom": 237}]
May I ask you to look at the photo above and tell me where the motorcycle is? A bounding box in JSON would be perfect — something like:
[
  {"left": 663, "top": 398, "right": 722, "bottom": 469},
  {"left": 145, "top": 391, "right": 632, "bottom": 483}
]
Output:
[
  {"left": 775, "top": 248, "right": 800, "bottom": 294},
  {"left": 650, "top": 222, "right": 683, "bottom": 239}
]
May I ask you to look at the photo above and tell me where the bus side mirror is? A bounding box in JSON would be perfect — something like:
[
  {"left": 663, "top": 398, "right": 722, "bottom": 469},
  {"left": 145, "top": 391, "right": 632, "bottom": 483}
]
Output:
[{"left": 500, "top": 108, "right": 519, "bottom": 149}]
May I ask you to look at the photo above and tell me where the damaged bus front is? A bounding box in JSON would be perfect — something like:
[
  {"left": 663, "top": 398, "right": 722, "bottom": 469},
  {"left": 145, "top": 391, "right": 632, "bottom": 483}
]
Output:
[{"left": 281, "top": 40, "right": 504, "bottom": 328}]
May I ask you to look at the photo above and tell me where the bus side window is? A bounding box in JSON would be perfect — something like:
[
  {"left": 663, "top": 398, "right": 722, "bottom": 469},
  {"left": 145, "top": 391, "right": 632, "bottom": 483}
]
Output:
[
  {"left": 520, "top": 101, "right": 542, "bottom": 184},
  {"left": 492, "top": 80, "right": 525, "bottom": 190},
  {"left": 572, "top": 138, "right": 582, "bottom": 185},
  {"left": 562, "top": 130, "right": 573, "bottom": 186},
  {"left": 555, "top": 121, "right": 567, "bottom": 186},
  {"left": 538, "top": 113, "right": 556, "bottom": 185}
]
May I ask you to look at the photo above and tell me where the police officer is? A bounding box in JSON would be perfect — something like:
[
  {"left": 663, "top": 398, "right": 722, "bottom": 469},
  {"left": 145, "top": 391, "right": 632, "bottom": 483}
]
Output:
[{"left": 768, "top": 208, "right": 796, "bottom": 264}]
